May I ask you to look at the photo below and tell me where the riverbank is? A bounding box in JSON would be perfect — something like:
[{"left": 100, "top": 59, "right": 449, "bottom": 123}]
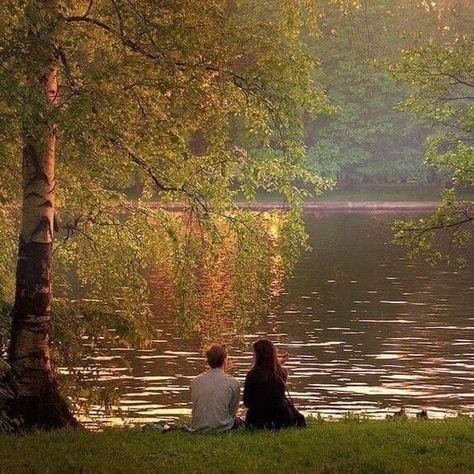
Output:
[
  {"left": 231, "top": 184, "right": 474, "bottom": 204},
  {"left": 235, "top": 201, "right": 442, "bottom": 211},
  {"left": 153, "top": 201, "right": 444, "bottom": 212},
  {"left": 149, "top": 184, "right": 474, "bottom": 211},
  {"left": 1, "top": 419, "right": 473, "bottom": 473}
]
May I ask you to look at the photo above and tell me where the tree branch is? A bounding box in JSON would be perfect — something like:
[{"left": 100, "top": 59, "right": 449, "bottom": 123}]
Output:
[
  {"left": 108, "top": 137, "right": 210, "bottom": 213},
  {"left": 63, "top": 15, "right": 169, "bottom": 64}
]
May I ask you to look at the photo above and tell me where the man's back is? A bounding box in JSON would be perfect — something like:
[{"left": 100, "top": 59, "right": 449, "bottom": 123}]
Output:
[{"left": 190, "top": 368, "right": 240, "bottom": 432}]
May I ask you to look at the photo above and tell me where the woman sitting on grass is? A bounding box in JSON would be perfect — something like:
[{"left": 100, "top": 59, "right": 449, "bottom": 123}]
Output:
[{"left": 243, "top": 339, "right": 306, "bottom": 430}]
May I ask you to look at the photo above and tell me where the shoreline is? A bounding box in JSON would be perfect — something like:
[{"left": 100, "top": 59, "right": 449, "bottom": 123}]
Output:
[
  {"left": 237, "top": 201, "right": 442, "bottom": 211},
  {"left": 150, "top": 201, "right": 443, "bottom": 212}
]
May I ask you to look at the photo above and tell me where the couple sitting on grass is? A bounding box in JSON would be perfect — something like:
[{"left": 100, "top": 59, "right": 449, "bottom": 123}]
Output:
[{"left": 190, "top": 339, "right": 306, "bottom": 432}]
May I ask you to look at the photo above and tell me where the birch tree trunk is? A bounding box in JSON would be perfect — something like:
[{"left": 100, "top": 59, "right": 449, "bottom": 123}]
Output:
[{"left": 7, "top": 0, "right": 77, "bottom": 430}]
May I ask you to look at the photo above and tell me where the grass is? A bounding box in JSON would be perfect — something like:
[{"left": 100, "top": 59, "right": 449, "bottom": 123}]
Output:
[
  {"left": 0, "top": 418, "right": 473, "bottom": 473},
  {"left": 318, "top": 185, "right": 474, "bottom": 202},
  {"left": 233, "top": 185, "right": 474, "bottom": 203}
]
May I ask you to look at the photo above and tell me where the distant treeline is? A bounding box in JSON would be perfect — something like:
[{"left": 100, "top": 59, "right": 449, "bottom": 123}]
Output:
[{"left": 305, "top": 0, "right": 471, "bottom": 185}]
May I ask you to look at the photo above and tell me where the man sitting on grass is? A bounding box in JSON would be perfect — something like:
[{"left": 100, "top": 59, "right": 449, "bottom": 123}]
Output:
[{"left": 190, "top": 343, "right": 241, "bottom": 432}]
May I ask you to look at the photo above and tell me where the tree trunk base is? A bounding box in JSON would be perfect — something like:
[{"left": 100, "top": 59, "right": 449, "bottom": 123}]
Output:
[{"left": 7, "top": 378, "right": 80, "bottom": 431}]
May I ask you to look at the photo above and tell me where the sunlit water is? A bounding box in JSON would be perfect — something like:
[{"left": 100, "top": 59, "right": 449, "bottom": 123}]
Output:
[{"left": 86, "top": 212, "right": 474, "bottom": 424}]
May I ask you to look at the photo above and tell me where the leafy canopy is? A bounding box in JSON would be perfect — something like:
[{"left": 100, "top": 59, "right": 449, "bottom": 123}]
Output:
[
  {"left": 389, "top": 7, "right": 474, "bottom": 266},
  {"left": 0, "top": 0, "right": 332, "bottom": 409}
]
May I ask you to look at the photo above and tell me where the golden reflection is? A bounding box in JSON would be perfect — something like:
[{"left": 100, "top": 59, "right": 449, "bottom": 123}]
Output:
[{"left": 148, "top": 210, "right": 293, "bottom": 344}]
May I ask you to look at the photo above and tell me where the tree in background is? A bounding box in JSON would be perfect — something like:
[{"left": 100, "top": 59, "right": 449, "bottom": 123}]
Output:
[
  {"left": 304, "top": 0, "right": 472, "bottom": 185},
  {"left": 391, "top": 1, "right": 473, "bottom": 266},
  {"left": 304, "top": 0, "right": 426, "bottom": 184},
  {"left": 0, "top": 0, "right": 329, "bottom": 430}
]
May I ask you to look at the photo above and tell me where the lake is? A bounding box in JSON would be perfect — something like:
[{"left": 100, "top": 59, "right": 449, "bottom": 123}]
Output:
[{"left": 88, "top": 212, "right": 474, "bottom": 424}]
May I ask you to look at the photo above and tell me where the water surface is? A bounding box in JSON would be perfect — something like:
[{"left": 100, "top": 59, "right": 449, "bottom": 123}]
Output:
[{"left": 88, "top": 212, "right": 474, "bottom": 423}]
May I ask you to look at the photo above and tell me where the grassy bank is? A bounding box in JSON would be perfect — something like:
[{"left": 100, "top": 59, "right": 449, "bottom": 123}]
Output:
[
  {"left": 233, "top": 185, "right": 474, "bottom": 203},
  {"left": 0, "top": 419, "right": 473, "bottom": 473}
]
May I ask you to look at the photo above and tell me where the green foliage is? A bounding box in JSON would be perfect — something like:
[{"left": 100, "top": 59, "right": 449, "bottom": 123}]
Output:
[
  {"left": 393, "top": 39, "right": 474, "bottom": 181},
  {"left": 304, "top": 0, "right": 441, "bottom": 184},
  {"left": 0, "top": 0, "right": 331, "bottom": 412},
  {"left": 390, "top": 32, "right": 474, "bottom": 264},
  {"left": 394, "top": 189, "right": 473, "bottom": 267},
  {"left": 0, "top": 363, "right": 19, "bottom": 434}
]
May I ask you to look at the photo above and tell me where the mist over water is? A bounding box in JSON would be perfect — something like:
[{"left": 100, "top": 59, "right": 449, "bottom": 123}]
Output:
[{"left": 87, "top": 212, "right": 474, "bottom": 424}]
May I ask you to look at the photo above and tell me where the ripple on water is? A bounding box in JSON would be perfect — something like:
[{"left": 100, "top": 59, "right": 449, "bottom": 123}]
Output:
[{"left": 81, "top": 213, "right": 474, "bottom": 424}]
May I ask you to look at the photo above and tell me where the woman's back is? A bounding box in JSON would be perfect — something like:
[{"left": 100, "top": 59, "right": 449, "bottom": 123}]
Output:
[
  {"left": 244, "top": 338, "right": 305, "bottom": 430},
  {"left": 243, "top": 367, "right": 288, "bottom": 429}
]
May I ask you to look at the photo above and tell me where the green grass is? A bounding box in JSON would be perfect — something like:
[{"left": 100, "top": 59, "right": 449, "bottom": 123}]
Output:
[
  {"left": 314, "top": 186, "right": 442, "bottom": 202},
  {"left": 234, "top": 185, "right": 474, "bottom": 203},
  {"left": 316, "top": 185, "right": 474, "bottom": 202},
  {"left": 0, "top": 419, "right": 473, "bottom": 473}
]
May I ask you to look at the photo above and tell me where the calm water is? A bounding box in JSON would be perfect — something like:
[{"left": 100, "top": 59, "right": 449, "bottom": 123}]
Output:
[{"left": 88, "top": 212, "right": 474, "bottom": 424}]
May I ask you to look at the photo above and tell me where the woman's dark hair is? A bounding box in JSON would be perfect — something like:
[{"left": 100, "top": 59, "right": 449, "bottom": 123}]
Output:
[{"left": 252, "top": 339, "right": 286, "bottom": 382}]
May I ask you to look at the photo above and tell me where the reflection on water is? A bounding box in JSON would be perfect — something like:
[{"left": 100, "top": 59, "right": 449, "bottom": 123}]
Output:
[{"left": 85, "top": 213, "right": 474, "bottom": 423}]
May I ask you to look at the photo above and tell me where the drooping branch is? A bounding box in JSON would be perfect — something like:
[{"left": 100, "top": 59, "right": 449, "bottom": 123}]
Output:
[
  {"left": 413, "top": 216, "right": 474, "bottom": 235},
  {"left": 63, "top": 13, "right": 278, "bottom": 116},
  {"left": 55, "top": 45, "right": 78, "bottom": 90},
  {"left": 83, "top": 0, "right": 94, "bottom": 17},
  {"left": 394, "top": 201, "right": 474, "bottom": 255},
  {"left": 108, "top": 137, "right": 210, "bottom": 213},
  {"left": 63, "top": 14, "right": 170, "bottom": 64}
]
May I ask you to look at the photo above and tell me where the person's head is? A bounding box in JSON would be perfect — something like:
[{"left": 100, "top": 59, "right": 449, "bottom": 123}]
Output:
[
  {"left": 205, "top": 343, "right": 227, "bottom": 369},
  {"left": 252, "top": 339, "right": 283, "bottom": 381}
]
